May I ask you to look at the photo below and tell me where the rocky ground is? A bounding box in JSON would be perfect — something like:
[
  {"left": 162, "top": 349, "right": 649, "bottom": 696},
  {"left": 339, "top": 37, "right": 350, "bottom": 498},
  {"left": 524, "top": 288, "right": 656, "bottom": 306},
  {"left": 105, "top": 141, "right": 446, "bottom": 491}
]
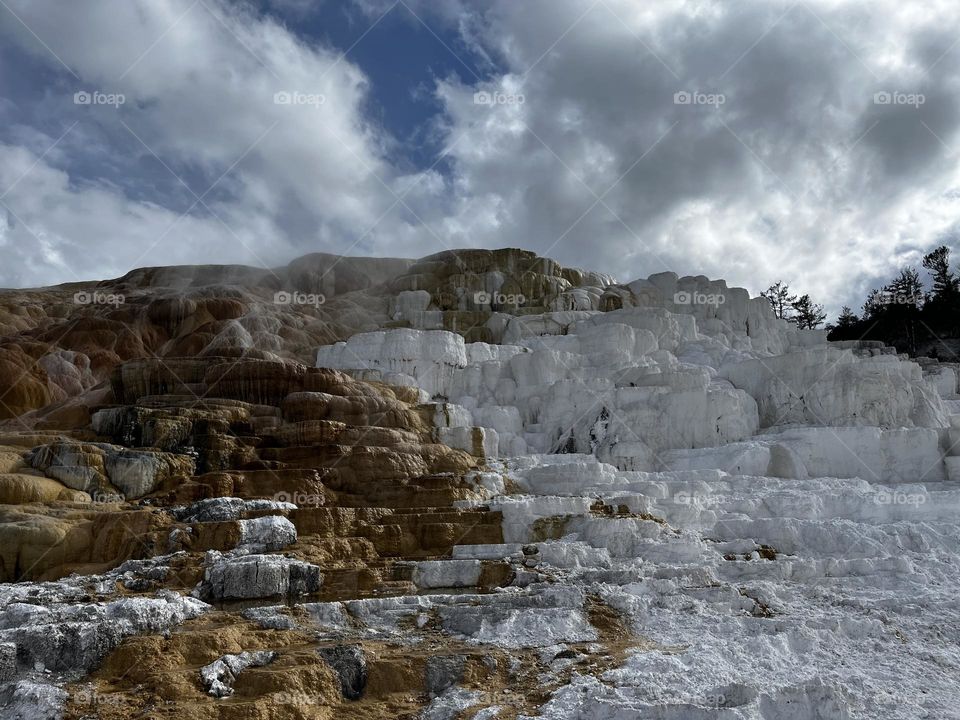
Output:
[{"left": 0, "top": 248, "right": 958, "bottom": 719}]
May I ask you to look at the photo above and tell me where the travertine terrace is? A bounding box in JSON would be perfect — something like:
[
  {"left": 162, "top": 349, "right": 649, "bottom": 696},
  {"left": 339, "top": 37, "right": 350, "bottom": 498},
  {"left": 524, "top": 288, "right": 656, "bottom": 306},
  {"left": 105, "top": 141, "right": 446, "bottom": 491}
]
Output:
[{"left": 1, "top": 248, "right": 958, "bottom": 719}]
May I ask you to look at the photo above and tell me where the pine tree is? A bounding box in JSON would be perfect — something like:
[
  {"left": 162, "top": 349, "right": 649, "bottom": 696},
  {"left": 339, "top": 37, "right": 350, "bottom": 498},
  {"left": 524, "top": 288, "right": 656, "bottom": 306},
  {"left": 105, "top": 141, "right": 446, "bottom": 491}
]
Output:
[
  {"left": 922, "top": 245, "right": 958, "bottom": 302},
  {"left": 761, "top": 281, "right": 797, "bottom": 321},
  {"left": 881, "top": 267, "right": 924, "bottom": 354},
  {"left": 863, "top": 288, "right": 885, "bottom": 318},
  {"left": 833, "top": 305, "right": 858, "bottom": 331},
  {"left": 884, "top": 267, "right": 924, "bottom": 309},
  {"left": 792, "top": 294, "right": 827, "bottom": 329}
]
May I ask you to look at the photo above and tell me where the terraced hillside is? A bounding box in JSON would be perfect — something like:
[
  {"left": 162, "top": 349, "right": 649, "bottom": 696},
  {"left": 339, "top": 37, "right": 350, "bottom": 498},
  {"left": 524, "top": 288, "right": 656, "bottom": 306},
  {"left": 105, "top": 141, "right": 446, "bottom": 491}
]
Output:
[{"left": 1, "top": 249, "right": 958, "bottom": 719}]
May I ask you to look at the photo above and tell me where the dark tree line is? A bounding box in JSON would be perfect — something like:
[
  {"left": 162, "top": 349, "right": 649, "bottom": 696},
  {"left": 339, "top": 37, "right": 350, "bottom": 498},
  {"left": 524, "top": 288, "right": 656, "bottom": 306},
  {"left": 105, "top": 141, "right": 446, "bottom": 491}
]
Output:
[{"left": 826, "top": 245, "right": 960, "bottom": 358}]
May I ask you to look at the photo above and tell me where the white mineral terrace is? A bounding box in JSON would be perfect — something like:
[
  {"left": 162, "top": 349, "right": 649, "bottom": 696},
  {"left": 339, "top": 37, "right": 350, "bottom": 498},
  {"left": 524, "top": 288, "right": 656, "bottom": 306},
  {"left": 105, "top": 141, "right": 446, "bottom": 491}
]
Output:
[
  {"left": 2, "top": 270, "right": 958, "bottom": 718},
  {"left": 309, "top": 271, "right": 960, "bottom": 719}
]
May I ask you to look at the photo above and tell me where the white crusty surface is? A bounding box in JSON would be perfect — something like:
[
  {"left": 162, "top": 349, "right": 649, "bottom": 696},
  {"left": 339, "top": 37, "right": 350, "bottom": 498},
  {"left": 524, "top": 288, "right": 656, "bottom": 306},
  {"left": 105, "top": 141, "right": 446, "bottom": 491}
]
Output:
[{"left": 311, "top": 270, "right": 960, "bottom": 718}]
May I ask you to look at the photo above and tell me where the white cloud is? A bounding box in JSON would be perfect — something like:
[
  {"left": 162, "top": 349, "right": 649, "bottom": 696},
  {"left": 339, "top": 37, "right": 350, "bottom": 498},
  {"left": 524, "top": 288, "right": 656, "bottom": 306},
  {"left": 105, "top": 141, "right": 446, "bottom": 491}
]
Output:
[
  {"left": 402, "top": 0, "right": 960, "bottom": 312},
  {"left": 0, "top": 141, "right": 284, "bottom": 286},
  {"left": 0, "top": 0, "right": 423, "bottom": 284},
  {"left": 2, "top": 0, "right": 960, "bottom": 317}
]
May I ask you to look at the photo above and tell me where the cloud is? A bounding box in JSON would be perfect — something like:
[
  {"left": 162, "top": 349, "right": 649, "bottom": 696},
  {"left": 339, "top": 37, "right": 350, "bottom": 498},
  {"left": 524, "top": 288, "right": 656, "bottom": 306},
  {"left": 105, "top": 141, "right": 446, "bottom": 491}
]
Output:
[
  {"left": 0, "top": 0, "right": 429, "bottom": 285},
  {"left": 397, "top": 0, "right": 960, "bottom": 312},
  {"left": 0, "top": 140, "right": 279, "bottom": 287},
  {"left": 1, "top": 0, "right": 960, "bottom": 316}
]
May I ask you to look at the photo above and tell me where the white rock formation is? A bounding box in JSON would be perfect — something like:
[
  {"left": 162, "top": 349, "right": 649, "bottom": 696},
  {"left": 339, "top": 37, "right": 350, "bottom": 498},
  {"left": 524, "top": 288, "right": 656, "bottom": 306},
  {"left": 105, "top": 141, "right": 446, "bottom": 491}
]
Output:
[
  {"left": 316, "top": 329, "right": 468, "bottom": 398},
  {"left": 316, "top": 271, "right": 951, "bottom": 481},
  {"left": 0, "top": 556, "right": 209, "bottom": 716},
  {"left": 196, "top": 552, "right": 323, "bottom": 601},
  {"left": 200, "top": 650, "right": 277, "bottom": 698},
  {"left": 300, "top": 268, "right": 960, "bottom": 717},
  {"left": 172, "top": 497, "right": 297, "bottom": 523}
]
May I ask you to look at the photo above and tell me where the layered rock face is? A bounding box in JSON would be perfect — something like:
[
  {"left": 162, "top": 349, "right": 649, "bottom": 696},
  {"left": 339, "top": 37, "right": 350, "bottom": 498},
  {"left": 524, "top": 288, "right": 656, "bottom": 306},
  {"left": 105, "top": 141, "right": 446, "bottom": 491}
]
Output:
[
  {"left": 0, "top": 252, "right": 414, "bottom": 422},
  {"left": 1, "top": 248, "right": 959, "bottom": 719},
  {"left": 318, "top": 272, "right": 950, "bottom": 483}
]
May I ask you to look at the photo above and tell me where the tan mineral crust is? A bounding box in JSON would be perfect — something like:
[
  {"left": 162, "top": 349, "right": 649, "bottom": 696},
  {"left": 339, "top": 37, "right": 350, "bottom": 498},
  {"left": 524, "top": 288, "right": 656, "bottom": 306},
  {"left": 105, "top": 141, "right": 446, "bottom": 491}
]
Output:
[{"left": 0, "top": 250, "right": 639, "bottom": 719}]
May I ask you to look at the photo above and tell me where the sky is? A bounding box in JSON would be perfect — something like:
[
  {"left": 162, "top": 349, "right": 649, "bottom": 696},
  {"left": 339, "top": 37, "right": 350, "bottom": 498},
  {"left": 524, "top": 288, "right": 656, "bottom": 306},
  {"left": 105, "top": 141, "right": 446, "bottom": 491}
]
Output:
[{"left": 1, "top": 0, "right": 959, "bottom": 317}]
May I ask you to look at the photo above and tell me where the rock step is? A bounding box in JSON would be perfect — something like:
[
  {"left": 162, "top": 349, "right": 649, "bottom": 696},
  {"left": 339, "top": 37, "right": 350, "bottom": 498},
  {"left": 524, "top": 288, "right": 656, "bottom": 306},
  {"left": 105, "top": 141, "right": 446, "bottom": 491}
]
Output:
[
  {"left": 289, "top": 506, "right": 501, "bottom": 530},
  {"left": 390, "top": 559, "right": 515, "bottom": 590}
]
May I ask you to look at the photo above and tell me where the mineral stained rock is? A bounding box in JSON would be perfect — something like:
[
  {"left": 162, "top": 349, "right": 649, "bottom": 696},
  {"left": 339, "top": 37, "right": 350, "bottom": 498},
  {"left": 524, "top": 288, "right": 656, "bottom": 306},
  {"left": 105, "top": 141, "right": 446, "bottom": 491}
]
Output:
[
  {"left": 317, "top": 644, "right": 367, "bottom": 700},
  {"left": 0, "top": 248, "right": 958, "bottom": 719},
  {"left": 196, "top": 552, "right": 323, "bottom": 601},
  {"left": 200, "top": 650, "right": 278, "bottom": 697}
]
